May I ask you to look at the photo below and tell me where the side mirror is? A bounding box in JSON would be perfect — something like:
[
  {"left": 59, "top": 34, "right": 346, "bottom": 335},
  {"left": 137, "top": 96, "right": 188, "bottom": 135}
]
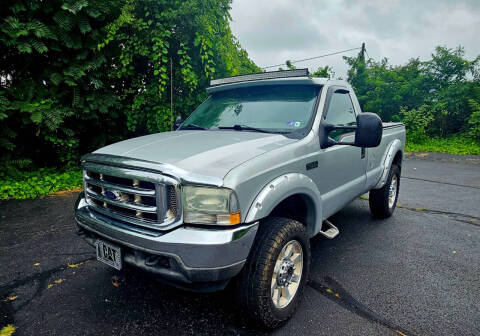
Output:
[
  {"left": 320, "top": 112, "right": 382, "bottom": 148},
  {"left": 174, "top": 115, "right": 183, "bottom": 130},
  {"left": 354, "top": 112, "right": 382, "bottom": 147}
]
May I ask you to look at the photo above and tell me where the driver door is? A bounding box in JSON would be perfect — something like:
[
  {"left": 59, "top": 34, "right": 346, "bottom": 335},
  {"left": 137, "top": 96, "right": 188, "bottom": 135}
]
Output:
[{"left": 315, "top": 86, "right": 367, "bottom": 218}]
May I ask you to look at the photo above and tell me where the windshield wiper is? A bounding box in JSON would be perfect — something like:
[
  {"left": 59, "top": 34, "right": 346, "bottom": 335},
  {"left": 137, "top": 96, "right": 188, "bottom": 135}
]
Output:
[
  {"left": 180, "top": 124, "right": 207, "bottom": 130},
  {"left": 218, "top": 124, "right": 286, "bottom": 134}
]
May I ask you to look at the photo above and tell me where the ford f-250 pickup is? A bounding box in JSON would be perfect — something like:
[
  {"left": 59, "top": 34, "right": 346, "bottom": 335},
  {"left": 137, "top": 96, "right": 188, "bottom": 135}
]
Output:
[{"left": 74, "top": 69, "right": 406, "bottom": 328}]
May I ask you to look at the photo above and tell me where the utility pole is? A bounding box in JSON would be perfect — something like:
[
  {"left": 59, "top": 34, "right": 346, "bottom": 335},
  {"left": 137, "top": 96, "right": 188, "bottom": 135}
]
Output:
[
  {"left": 359, "top": 42, "right": 366, "bottom": 62},
  {"left": 170, "top": 57, "right": 173, "bottom": 131}
]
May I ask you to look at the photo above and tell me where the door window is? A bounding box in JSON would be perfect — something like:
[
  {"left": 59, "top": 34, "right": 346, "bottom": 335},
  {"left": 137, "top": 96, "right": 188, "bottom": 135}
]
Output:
[{"left": 324, "top": 91, "right": 356, "bottom": 141}]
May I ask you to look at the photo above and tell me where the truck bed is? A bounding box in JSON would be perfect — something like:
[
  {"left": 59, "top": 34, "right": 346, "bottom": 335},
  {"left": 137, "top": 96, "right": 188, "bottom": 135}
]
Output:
[{"left": 382, "top": 122, "right": 404, "bottom": 129}]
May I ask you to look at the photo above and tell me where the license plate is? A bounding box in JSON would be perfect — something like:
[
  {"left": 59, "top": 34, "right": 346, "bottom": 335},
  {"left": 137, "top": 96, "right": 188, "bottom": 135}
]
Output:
[{"left": 96, "top": 240, "right": 122, "bottom": 270}]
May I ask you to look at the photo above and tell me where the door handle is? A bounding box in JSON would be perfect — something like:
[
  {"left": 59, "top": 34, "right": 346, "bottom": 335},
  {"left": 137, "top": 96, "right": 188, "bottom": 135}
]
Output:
[{"left": 361, "top": 147, "right": 365, "bottom": 159}]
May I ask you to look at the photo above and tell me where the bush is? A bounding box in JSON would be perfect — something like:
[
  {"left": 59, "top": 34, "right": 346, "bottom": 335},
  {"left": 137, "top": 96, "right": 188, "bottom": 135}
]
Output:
[
  {"left": 468, "top": 99, "right": 480, "bottom": 140},
  {"left": 400, "top": 105, "right": 434, "bottom": 143},
  {"left": 0, "top": 168, "right": 82, "bottom": 199}
]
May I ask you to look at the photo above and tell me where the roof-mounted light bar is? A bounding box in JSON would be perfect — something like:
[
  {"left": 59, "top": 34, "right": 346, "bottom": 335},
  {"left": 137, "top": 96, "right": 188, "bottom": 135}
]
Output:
[{"left": 210, "top": 68, "right": 310, "bottom": 87}]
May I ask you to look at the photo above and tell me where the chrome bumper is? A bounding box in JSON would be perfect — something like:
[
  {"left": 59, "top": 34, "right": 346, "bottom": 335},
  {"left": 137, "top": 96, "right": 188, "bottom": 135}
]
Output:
[{"left": 74, "top": 193, "right": 258, "bottom": 286}]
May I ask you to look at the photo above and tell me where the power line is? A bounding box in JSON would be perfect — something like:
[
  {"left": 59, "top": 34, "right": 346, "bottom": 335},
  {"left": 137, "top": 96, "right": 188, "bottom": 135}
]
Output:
[
  {"left": 261, "top": 47, "right": 362, "bottom": 70},
  {"left": 365, "top": 48, "right": 371, "bottom": 60}
]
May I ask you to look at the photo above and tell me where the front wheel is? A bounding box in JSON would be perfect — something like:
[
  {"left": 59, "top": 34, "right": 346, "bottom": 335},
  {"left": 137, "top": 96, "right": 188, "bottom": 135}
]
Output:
[
  {"left": 369, "top": 164, "right": 400, "bottom": 218},
  {"left": 235, "top": 217, "right": 310, "bottom": 328}
]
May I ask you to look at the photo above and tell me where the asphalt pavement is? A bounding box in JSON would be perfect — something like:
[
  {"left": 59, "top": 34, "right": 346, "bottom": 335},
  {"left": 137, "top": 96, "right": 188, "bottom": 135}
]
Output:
[{"left": 1, "top": 152, "right": 479, "bottom": 336}]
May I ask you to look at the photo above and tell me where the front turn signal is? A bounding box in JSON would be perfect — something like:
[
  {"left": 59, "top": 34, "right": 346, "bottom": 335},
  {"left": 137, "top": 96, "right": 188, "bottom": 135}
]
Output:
[{"left": 229, "top": 212, "right": 241, "bottom": 225}]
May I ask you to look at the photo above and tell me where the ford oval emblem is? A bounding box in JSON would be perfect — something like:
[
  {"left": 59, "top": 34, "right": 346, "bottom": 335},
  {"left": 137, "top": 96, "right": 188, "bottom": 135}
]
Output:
[{"left": 105, "top": 190, "right": 121, "bottom": 201}]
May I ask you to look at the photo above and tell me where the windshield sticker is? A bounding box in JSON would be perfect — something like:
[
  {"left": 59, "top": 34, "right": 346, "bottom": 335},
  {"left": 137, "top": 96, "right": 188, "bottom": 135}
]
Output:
[{"left": 286, "top": 121, "right": 302, "bottom": 127}]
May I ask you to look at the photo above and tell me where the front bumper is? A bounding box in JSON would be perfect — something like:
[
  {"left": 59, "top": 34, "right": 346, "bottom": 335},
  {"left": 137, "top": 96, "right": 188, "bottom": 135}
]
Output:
[{"left": 74, "top": 193, "right": 258, "bottom": 289}]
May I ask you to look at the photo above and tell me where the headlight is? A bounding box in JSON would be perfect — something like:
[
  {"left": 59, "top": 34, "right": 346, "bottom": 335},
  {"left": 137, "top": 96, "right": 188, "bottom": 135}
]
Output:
[{"left": 181, "top": 186, "right": 240, "bottom": 225}]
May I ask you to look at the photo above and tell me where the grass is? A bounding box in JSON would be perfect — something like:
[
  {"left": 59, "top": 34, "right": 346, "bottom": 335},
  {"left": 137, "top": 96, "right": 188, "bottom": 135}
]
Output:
[
  {"left": 0, "top": 325, "right": 16, "bottom": 336},
  {"left": 0, "top": 168, "right": 82, "bottom": 200},
  {"left": 405, "top": 136, "right": 480, "bottom": 155}
]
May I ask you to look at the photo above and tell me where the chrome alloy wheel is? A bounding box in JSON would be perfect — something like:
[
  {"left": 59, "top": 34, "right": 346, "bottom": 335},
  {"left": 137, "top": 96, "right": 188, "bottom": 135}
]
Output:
[
  {"left": 388, "top": 175, "right": 398, "bottom": 208},
  {"left": 271, "top": 240, "right": 303, "bottom": 308}
]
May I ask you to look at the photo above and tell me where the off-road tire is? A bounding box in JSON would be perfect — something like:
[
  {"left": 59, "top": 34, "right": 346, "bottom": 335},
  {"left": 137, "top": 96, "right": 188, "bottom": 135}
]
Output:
[
  {"left": 235, "top": 217, "right": 310, "bottom": 329},
  {"left": 369, "top": 164, "right": 400, "bottom": 218}
]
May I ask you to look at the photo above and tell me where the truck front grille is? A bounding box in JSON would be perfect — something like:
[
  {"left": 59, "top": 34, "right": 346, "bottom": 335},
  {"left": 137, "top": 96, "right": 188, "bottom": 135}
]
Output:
[{"left": 83, "top": 165, "right": 181, "bottom": 230}]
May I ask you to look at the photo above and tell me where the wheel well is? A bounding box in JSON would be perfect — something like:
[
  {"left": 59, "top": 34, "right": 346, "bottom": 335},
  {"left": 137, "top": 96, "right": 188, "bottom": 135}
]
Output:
[
  {"left": 393, "top": 151, "right": 403, "bottom": 168},
  {"left": 269, "top": 194, "right": 316, "bottom": 234}
]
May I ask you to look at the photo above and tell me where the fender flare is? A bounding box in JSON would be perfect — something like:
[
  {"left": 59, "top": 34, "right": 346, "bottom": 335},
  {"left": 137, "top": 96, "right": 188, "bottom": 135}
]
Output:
[
  {"left": 245, "top": 173, "right": 323, "bottom": 237},
  {"left": 373, "top": 139, "right": 403, "bottom": 189}
]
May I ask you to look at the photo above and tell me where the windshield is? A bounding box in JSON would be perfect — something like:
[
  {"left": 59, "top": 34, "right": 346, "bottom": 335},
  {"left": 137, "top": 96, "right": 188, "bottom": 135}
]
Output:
[{"left": 181, "top": 85, "right": 320, "bottom": 135}]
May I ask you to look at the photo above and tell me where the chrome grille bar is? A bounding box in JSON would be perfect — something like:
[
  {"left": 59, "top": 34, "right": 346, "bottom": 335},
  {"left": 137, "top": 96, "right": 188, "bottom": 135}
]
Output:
[
  {"left": 87, "top": 201, "right": 164, "bottom": 232},
  {"left": 85, "top": 188, "right": 157, "bottom": 213},
  {"left": 84, "top": 175, "right": 155, "bottom": 196}
]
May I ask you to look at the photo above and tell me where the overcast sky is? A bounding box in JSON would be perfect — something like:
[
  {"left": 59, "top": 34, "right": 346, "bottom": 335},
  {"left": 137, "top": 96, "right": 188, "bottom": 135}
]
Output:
[{"left": 230, "top": 0, "right": 480, "bottom": 78}]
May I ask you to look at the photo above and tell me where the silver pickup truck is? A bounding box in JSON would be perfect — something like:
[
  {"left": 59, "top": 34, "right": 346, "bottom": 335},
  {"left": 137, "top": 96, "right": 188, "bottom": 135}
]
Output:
[{"left": 74, "top": 69, "right": 405, "bottom": 328}]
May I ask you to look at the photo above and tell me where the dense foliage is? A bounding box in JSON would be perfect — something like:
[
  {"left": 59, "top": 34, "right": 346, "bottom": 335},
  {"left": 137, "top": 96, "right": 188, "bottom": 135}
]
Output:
[
  {"left": 0, "top": 0, "right": 259, "bottom": 171},
  {"left": 404, "top": 135, "right": 480, "bottom": 155},
  {"left": 0, "top": 168, "right": 82, "bottom": 199},
  {"left": 343, "top": 46, "right": 480, "bottom": 143},
  {"left": 1, "top": 0, "right": 124, "bottom": 167},
  {"left": 99, "top": 0, "right": 259, "bottom": 134}
]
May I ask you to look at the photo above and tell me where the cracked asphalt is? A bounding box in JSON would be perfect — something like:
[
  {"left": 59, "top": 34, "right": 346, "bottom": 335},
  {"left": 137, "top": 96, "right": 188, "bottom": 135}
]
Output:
[{"left": 1, "top": 152, "right": 479, "bottom": 336}]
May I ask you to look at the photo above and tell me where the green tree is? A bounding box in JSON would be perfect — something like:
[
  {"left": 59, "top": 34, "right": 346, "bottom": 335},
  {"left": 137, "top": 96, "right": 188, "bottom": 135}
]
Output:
[
  {"left": 426, "top": 46, "right": 479, "bottom": 135},
  {"left": 100, "top": 0, "right": 259, "bottom": 134},
  {"left": 343, "top": 46, "right": 368, "bottom": 108},
  {"left": 311, "top": 65, "right": 335, "bottom": 79},
  {"left": 343, "top": 44, "right": 479, "bottom": 139},
  {"left": 278, "top": 60, "right": 295, "bottom": 71},
  {"left": 343, "top": 55, "right": 430, "bottom": 121},
  {"left": 0, "top": 0, "right": 124, "bottom": 166},
  {"left": 0, "top": 0, "right": 259, "bottom": 168}
]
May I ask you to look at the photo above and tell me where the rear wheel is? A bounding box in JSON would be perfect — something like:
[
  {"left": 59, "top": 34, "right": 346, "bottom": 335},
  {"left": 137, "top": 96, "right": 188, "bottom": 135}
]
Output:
[
  {"left": 369, "top": 164, "right": 400, "bottom": 218},
  {"left": 235, "top": 217, "right": 310, "bottom": 328}
]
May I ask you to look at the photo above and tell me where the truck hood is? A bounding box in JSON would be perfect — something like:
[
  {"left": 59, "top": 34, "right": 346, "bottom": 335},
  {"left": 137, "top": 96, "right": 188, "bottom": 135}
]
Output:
[{"left": 94, "top": 130, "right": 296, "bottom": 180}]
